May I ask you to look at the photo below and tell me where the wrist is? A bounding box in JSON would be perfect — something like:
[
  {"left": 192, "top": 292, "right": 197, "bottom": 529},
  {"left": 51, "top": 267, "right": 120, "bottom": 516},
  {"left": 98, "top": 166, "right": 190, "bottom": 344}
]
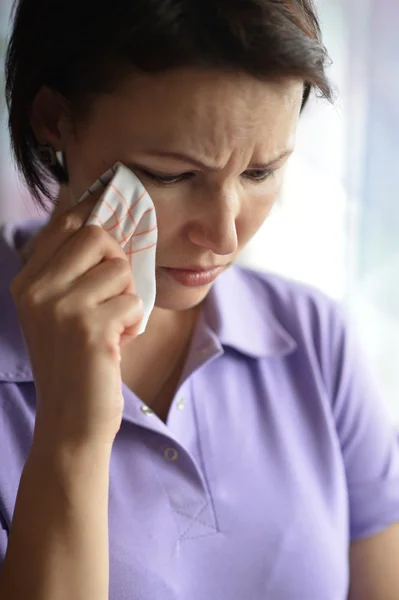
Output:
[
  {"left": 28, "top": 423, "right": 113, "bottom": 497},
  {"left": 33, "top": 403, "right": 120, "bottom": 450}
]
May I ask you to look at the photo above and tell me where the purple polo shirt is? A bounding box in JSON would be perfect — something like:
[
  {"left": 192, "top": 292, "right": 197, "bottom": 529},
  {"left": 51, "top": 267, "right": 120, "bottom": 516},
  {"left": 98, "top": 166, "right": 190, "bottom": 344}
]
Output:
[{"left": 1, "top": 218, "right": 399, "bottom": 600}]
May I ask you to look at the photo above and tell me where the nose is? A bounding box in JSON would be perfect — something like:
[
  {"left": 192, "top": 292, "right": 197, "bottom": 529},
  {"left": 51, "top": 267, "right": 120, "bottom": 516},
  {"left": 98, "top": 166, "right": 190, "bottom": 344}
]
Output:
[{"left": 187, "top": 187, "right": 239, "bottom": 256}]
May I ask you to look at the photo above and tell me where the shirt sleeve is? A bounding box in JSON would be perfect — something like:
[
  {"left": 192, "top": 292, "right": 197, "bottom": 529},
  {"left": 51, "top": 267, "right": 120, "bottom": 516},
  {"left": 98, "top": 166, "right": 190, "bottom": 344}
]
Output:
[
  {"left": 328, "top": 305, "right": 399, "bottom": 541},
  {"left": 0, "top": 514, "right": 8, "bottom": 568}
]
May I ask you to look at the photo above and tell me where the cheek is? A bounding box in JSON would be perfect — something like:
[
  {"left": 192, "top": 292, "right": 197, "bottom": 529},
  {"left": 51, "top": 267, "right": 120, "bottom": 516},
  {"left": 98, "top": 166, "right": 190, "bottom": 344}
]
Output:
[
  {"left": 147, "top": 187, "right": 188, "bottom": 243},
  {"left": 149, "top": 200, "right": 175, "bottom": 243},
  {"left": 64, "top": 135, "right": 119, "bottom": 200},
  {"left": 139, "top": 176, "right": 283, "bottom": 251}
]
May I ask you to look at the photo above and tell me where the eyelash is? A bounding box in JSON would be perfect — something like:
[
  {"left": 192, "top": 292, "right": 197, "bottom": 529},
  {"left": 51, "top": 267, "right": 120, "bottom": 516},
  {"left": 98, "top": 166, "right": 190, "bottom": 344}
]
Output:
[{"left": 140, "top": 169, "right": 276, "bottom": 186}]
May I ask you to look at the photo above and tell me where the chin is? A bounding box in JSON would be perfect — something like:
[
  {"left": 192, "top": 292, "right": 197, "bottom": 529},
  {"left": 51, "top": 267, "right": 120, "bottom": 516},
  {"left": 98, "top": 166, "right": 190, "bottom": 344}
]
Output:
[{"left": 154, "top": 281, "right": 212, "bottom": 312}]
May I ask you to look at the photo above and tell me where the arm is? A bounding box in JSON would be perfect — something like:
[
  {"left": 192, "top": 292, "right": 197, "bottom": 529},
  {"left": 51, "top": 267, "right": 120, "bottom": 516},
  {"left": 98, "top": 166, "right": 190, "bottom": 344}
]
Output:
[
  {"left": 323, "top": 306, "right": 399, "bottom": 599},
  {"left": 0, "top": 197, "right": 142, "bottom": 599},
  {"left": 0, "top": 434, "right": 112, "bottom": 600},
  {"left": 349, "top": 523, "right": 399, "bottom": 600}
]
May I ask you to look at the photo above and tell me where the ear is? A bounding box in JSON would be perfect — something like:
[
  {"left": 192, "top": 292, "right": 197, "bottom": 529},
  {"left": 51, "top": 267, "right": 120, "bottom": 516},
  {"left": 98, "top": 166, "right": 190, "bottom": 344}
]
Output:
[{"left": 30, "top": 86, "right": 72, "bottom": 150}]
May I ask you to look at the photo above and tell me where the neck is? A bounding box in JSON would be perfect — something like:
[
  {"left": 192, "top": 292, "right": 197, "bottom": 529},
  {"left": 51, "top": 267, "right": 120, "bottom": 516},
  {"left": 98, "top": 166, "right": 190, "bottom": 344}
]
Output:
[
  {"left": 128, "top": 302, "right": 200, "bottom": 352},
  {"left": 119, "top": 301, "right": 201, "bottom": 411},
  {"left": 50, "top": 185, "right": 83, "bottom": 223}
]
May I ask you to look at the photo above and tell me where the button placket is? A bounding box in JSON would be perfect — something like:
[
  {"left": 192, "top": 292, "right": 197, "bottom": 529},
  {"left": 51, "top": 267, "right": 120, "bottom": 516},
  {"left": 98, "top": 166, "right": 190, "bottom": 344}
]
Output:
[{"left": 155, "top": 437, "right": 219, "bottom": 540}]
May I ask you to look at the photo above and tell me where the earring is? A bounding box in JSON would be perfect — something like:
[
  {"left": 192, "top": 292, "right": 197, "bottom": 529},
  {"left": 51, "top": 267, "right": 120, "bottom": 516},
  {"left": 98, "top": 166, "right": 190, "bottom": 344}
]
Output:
[{"left": 37, "top": 144, "right": 57, "bottom": 167}]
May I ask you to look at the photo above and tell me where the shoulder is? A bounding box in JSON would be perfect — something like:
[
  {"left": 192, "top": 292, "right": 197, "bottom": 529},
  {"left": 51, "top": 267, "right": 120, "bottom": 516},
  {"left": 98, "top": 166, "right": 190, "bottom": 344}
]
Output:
[
  {"left": 0, "top": 217, "right": 38, "bottom": 461},
  {"left": 0, "top": 216, "right": 47, "bottom": 292},
  {"left": 235, "top": 264, "right": 333, "bottom": 304},
  {"left": 233, "top": 264, "right": 347, "bottom": 342},
  {"left": 0, "top": 217, "right": 46, "bottom": 257},
  {"left": 211, "top": 264, "right": 350, "bottom": 379},
  {"left": 0, "top": 218, "right": 46, "bottom": 529},
  {"left": 0, "top": 218, "right": 46, "bottom": 384}
]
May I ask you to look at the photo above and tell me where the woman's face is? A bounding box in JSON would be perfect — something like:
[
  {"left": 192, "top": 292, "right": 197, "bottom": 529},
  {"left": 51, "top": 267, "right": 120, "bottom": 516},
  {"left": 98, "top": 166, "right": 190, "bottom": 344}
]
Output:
[{"left": 56, "top": 68, "right": 303, "bottom": 311}]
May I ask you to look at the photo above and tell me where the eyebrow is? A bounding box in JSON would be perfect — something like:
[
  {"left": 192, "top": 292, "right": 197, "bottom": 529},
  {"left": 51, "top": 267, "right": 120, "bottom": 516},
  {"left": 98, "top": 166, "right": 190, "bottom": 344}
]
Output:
[{"left": 142, "top": 149, "right": 294, "bottom": 171}]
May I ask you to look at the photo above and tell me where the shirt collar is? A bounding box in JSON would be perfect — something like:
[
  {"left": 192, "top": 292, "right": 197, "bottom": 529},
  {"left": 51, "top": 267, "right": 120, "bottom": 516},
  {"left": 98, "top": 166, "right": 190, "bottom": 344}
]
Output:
[
  {"left": 204, "top": 264, "right": 297, "bottom": 358},
  {"left": 0, "top": 220, "right": 296, "bottom": 383}
]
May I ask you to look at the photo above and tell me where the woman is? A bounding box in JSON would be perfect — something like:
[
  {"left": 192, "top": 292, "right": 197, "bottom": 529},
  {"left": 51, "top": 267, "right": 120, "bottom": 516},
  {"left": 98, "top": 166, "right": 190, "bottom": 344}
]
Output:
[{"left": 0, "top": 1, "right": 398, "bottom": 599}]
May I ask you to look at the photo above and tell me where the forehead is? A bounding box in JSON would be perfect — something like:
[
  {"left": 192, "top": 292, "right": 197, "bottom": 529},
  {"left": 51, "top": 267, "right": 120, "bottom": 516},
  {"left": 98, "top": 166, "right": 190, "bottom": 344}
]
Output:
[{"left": 82, "top": 68, "right": 303, "bottom": 153}]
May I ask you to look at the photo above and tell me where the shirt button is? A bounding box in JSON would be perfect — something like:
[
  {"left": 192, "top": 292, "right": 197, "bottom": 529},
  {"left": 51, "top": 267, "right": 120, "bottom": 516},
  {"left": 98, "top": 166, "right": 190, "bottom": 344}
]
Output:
[
  {"left": 140, "top": 405, "right": 153, "bottom": 415},
  {"left": 177, "top": 396, "right": 185, "bottom": 410},
  {"left": 164, "top": 447, "right": 179, "bottom": 461}
]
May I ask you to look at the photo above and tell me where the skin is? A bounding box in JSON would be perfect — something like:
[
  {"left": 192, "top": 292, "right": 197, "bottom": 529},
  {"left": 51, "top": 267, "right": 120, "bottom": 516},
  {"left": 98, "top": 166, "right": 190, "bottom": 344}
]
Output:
[
  {"left": 1, "top": 68, "right": 397, "bottom": 600},
  {"left": 31, "top": 69, "right": 302, "bottom": 415},
  {"left": 48, "top": 69, "right": 301, "bottom": 312}
]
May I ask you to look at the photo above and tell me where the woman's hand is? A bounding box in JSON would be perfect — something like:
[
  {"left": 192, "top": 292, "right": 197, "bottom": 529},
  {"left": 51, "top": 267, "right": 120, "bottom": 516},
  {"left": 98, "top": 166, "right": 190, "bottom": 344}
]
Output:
[{"left": 10, "top": 195, "right": 144, "bottom": 446}]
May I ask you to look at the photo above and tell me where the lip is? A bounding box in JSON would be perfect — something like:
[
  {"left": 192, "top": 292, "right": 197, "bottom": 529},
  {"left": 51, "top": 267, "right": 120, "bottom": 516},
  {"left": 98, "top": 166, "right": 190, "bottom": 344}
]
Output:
[
  {"left": 162, "top": 266, "right": 225, "bottom": 287},
  {"left": 176, "top": 265, "right": 222, "bottom": 272}
]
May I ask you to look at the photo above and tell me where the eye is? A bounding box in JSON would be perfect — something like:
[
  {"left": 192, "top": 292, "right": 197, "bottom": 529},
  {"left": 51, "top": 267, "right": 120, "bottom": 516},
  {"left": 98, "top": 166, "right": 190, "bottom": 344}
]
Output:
[
  {"left": 138, "top": 169, "right": 193, "bottom": 186},
  {"left": 243, "top": 169, "right": 276, "bottom": 182}
]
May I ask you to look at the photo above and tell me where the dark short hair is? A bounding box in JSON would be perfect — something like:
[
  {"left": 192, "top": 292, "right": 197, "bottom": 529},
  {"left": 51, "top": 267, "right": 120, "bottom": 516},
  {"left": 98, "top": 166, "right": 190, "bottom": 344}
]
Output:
[{"left": 5, "top": 0, "right": 332, "bottom": 209}]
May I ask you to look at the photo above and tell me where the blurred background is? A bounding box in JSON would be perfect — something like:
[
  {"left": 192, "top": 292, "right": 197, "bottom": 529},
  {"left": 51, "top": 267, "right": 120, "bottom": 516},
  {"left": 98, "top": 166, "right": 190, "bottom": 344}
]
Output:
[{"left": 1, "top": 1, "right": 399, "bottom": 421}]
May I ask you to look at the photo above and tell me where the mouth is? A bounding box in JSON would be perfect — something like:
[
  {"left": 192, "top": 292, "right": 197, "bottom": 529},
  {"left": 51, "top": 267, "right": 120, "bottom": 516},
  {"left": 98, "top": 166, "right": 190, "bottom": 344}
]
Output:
[{"left": 161, "top": 265, "right": 225, "bottom": 287}]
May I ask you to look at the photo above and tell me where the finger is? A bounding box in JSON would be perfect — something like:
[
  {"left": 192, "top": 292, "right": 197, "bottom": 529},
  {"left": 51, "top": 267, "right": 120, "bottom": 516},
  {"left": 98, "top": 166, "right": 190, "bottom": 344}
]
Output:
[
  {"left": 94, "top": 293, "right": 144, "bottom": 355},
  {"left": 35, "top": 225, "right": 135, "bottom": 294},
  {"left": 65, "top": 257, "right": 135, "bottom": 306}
]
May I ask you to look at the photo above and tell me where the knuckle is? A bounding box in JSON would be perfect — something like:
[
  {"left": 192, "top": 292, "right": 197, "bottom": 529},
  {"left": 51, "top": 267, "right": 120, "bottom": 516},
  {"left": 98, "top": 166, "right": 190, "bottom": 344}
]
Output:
[
  {"left": 83, "top": 228, "right": 127, "bottom": 261},
  {"left": 134, "top": 294, "right": 144, "bottom": 310},
  {"left": 109, "top": 294, "right": 143, "bottom": 330},
  {"left": 128, "top": 293, "right": 144, "bottom": 314},
  {"left": 56, "top": 213, "right": 83, "bottom": 235},
  {"left": 22, "top": 282, "right": 46, "bottom": 310},
  {"left": 112, "top": 257, "right": 131, "bottom": 275},
  {"left": 83, "top": 224, "right": 105, "bottom": 242}
]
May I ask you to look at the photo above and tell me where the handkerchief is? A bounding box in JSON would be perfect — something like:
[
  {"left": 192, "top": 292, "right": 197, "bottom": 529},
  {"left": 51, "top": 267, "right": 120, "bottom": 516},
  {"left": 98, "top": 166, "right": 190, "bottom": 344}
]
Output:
[{"left": 79, "top": 162, "right": 157, "bottom": 334}]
